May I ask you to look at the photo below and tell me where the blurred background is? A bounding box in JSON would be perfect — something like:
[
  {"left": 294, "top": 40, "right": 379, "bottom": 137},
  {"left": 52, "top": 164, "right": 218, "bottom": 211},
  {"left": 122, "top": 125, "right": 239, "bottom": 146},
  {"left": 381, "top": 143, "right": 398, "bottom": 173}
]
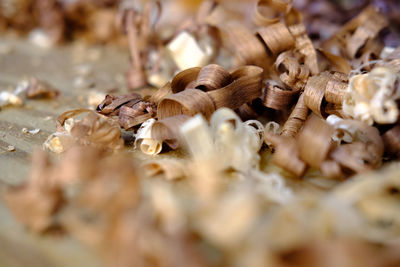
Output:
[{"left": 0, "top": 0, "right": 399, "bottom": 46}]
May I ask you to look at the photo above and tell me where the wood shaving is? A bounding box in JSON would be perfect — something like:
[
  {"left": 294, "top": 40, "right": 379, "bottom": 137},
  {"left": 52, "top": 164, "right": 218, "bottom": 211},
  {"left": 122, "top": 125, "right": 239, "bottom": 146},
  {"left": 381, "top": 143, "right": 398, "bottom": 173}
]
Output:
[
  {"left": 343, "top": 66, "right": 400, "bottom": 124},
  {"left": 4, "top": 1, "right": 400, "bottom": 266},
  {"left": 44, "top": 109, "right": 123, "bottom": 153},
  {"left": 134, "top": 118, "right": 162, "bottom": 155}
]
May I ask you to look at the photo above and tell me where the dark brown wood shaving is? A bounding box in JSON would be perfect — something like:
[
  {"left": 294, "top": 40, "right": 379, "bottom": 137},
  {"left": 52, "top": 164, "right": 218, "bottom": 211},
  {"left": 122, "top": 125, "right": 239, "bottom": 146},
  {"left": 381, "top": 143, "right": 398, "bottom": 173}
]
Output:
[
  {"left": 118, "top": 103, "right": 156, "bottom": 130},
  {"left": 148, "top": 82, "right": 173, "bottom": 105},
  {"left": 158, "top": 64, "right": 263, "bottom": 120},
  {"left": 193, "top": 64, "right": 232, "bottom": 91},
  {"left": 207, "top": 65, "right": 263, "bottom": 110},
  {"left": 96, "top": 93, "right": 142, "bottom": 116},
  {"left": 262, "top": 83, "right": 298, "bottom": 110},
  {"left": 170, "top": 67, "right": 202, "bottom": 93},
  {"left": 158, "top": 88, "right": 216, "bottom": 120}
]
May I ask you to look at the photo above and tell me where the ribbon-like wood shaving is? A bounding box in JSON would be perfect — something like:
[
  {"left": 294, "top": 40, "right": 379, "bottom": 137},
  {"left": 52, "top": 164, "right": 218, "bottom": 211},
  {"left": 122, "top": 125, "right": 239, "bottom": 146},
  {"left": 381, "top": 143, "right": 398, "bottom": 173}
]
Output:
[
  {"left": 257, "top": 22, "right": 295, "bottom": 55},
  {"left": 218, "top": 22, "right": 270, "bottom": 68},
  {"left": 158, "top": 64, "right": 263, "bottom": 120},
  {"left": 281, "top": 93, "right": 308, "bottom": 137},
  {"left": 262, "top": 83, "right": 297, "bottom": 110},
  {"left": 97, "top": 93, "right": 142, "bottom": 116}
]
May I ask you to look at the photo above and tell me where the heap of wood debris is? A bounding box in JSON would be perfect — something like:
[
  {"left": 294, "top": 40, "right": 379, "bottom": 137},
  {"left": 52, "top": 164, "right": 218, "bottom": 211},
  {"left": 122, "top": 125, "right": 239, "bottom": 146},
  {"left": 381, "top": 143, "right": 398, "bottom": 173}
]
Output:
[{"left": 3, "top": 0, "right": 400, "bottom": 266}]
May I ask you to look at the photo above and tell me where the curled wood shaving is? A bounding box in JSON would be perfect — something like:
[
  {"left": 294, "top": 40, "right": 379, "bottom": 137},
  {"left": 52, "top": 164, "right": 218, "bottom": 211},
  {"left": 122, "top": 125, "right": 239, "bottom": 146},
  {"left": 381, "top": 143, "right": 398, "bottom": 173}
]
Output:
[
  {"left": 322, "top": 6, "right": 387, "bottom": 61},
  {"left": 262, "top": 82, "right": 298, "bottom": 110},
  {"left": 345, "top": 8, "right": 388, "bottom": 60},
  {"left": 97, "top": 93, "right": 142, "bottom": 116},
  {"left": 210, "top": 108, "right": 264, "bottom": 172},
  {"left": 118, "top": 101, "right": 156, "bottom": 129},
  {"left": 281, "top": 93, "right": 308, "bottom": 137},
  {"left": 274, "top": 51, "right": 310, "bottom": 90},
  {"left": 158, "top": 65, "right": 263, "bottom": 120},
  {"left": 288, "top": 23, "right": 319, "bottom": 75},
  {"left": 257, "top": 22, "right": 295, "bottom": 55},
  {"left": 158, "top": 88, "right": 216, "bottom": 120},
  {"left": 148, "top": 82, "right": 172, "bottom": 105},
  {"left": 134, "top": 118, "right": 162, "bottom": 156},
  {"left": 207, "top": 65, "right": 263, "bottom": 110},
  {"left": 327, "top": 115, "right": 383, "bottom": 161},
  {"left": 151, "top": 115, "right": 190, "bottom": 150},
  {"left": 170, "top": 67, "right": 201, "bottom": 93},
  {"left": 343, "top": 67, "right": 400, "bottom": 125},
  {"left": 303, "top": 72, "right": 331, "bottom": 117},
  {"left": 44, "top": 109, "right": 123, "bottom": 153},
  {"left": 218, "top": 22, "right": 270, "bottom": 69},
  {"left": 97, "top": 92, "right": 157, "bottom": 129},
  {"left": 179, "top": 108, "right": 264, "bottom": 172},
  {"left": 324, "top": 75, "right": 348, "bottom": 105},
  {"left": 253, "top": 0, "right": 292, "bottom": 27},
  {"left": 193, "top": 64, "right": 232, "bottom": 91}
]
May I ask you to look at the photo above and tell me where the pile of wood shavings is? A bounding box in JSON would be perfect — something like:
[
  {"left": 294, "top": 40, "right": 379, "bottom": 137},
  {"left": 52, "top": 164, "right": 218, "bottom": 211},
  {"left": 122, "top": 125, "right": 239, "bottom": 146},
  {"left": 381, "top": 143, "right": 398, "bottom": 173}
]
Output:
[{"left": 4, "top": 1, "right": 400, "bottom": 266}]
